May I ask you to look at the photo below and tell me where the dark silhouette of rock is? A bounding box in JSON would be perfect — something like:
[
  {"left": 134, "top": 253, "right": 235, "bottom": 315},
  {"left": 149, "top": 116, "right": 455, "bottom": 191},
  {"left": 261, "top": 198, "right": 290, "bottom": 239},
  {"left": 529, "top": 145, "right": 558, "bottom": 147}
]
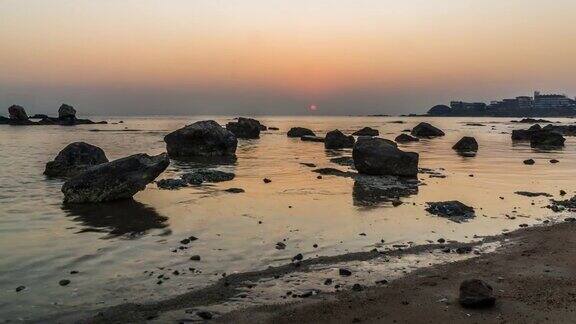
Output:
[
  {"left": 352, "top": 127, "right": 379, "bottom": 136},
  {"left": 8, "top": 105, "right": 33, "bottom": 125},
  {"left": 511, "top": 124, "right": 541, "bottom": 140},
  {"left": 542, "top": 124, "right": 576, "bottom": 136},
  {"left": 62, "top": 153, "right": 169, "bottom": 203},
  {"left": 427, "top": 104, "right": 452, "bottom": 116},
  {"left": 459, "top": 279, "right": 495, "bottom": 308},
  {"left": 301, "top": 135, "right": 325, "bottom": 142},
  {"left": 523, "top": 159, "right": 535, "bottom": 165},
  {"left": 513, "top": 118, "right": 552, "bottom": 123},
  {"left": 426, "top": 201, "right": 475, "bottom": 222},
  {"left": 530, "top": 131, "right": 565, "bottom": 148},
  {"left": 287, "top": 127, "right": 315, "bottom": 138},
  {"left": 164, "top": 120, "right": 237, "bottom": 159},
  {"left": 395, "top": 133, "right": 420, "bottom": 143},
  {"left": 44, "top": 142, "right": 109, "bottom": 178},
  {"left": 0, "top": 116, "right": 9, "bottom": 124},
  {"left": 226, "top": 117, "right": 261, "bottom": 139},
  {"left": 58, "top": 104, "right": 77, "bottom": 120},
  {"left": 268, "top": 127, "right": 279, "bottom": 131},
  {"left": 352, "top": 174, "right": 419, "bottom": 206},
  {"left": 325, "top": 129, "right": 355, "bottom": 149},
  {"left": 411, "top": 122, "right": 445, "bottom": 137},
  {"left": 452, "top": 137, "right": 478, "bottom": 153},
  {"left": 353, "top": 137, "right": 419, "bottom": 177},
  {"left": 182, "top": 169, "right": 235, "bottom": 183},
  {"left": 157, "top": 178, "right": 188, "bottom": 190}
]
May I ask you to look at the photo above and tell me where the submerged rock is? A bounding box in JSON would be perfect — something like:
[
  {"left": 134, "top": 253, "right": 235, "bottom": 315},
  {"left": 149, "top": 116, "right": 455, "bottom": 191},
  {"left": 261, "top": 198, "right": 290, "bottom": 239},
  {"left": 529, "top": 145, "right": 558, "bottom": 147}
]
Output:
[
  {"left": 164, "top": 120, "right": 237, "bottom": 159},
  {"left": 452, "top": 136, "right": 478, "bottom": 153},
  {"left": 324, "top": 129, "right": 355, "bottom": 149},
  {"left": 353, "top": 137, "right": 419, "bottom": 177},
  {"left": 182, "top": 169, "right": 235, "bottom": 183},
  {"left": 157, "top": 178, "right": 188, "bottom": 190},
  {"left": 312, "top": 168, "right": 355, "bottom": 178},
  {"left": 287, "top": 127, "right": 315, "bottom": 138},
  {"left": 224, "top": 188, "right": 244, "bottom": 193},
  {"left": 459, "top": 279, "right": 495, "bottom": 308},
  {"left": 44, "top": 142, "right": 109, "bottom": 178},
  {"left": 426, "top": 201, "right": 475, "bottom": 222},
  {"left": 353, "top": 174, "right": 419, "bottom": 206},
  {"left": 542, "top": 124, "right": 576, "bottom": 136},
  {"left": 300, "top": 135, "right": 325, "bottom": 142},
  {"left": 62, "top": 153, "right": 169, "bottom": 203},
  {"left": 352, "top": 127, "right": 379, "bottom": 136},
  {"left": 226, "top": 117, "right": 261, "bottom": 139},
  {"left": 395, "top": 133, "right": 419, "bottom": 143},
  {"left": 330, "top": 156, "right": 354, "bottom": 167},
  {"left": 530, "top": 130, "right": 565, "bottom": 148},
  {"left": 511, "top": 124, "right": 541, "bottom": 141},
  {"left": 411, "top": 122, "right": 445, "bottom": 138},
  {"left": 514, "top": 191, "right": 552, "bottom": 197}
]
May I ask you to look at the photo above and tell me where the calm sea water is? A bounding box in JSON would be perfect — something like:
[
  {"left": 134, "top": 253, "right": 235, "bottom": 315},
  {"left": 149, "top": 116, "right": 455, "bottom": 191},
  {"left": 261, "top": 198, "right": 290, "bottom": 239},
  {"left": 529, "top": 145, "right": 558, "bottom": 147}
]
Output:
[{"left": 0, "top": 116, "right": 574, "bottom": 321}]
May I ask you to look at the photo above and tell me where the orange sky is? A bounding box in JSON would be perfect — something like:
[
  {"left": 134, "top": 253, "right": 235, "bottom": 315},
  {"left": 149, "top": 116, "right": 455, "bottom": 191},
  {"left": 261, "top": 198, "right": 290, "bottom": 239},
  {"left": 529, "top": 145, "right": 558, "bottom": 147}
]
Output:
[{"left": 1, "top": 0, "right": 576, "bottom": 115}]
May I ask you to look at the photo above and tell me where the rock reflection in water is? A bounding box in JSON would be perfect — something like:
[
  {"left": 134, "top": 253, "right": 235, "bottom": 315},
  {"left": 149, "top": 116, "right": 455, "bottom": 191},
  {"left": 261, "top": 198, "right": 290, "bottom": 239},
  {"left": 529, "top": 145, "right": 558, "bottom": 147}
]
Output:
[
  {"left": 352, "top": 175, "right": 419, "bottom": 207},
  {"left": 62, "top": 199, "right": 170, "bottom": 239}
]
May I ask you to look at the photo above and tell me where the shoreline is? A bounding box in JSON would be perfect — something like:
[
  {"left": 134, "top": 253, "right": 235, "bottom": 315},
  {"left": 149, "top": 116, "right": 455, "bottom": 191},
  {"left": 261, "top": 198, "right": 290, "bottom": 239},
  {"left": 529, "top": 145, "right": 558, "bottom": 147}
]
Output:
[{"left": 57, "top": 219, "right": 576, "bottom": 323}]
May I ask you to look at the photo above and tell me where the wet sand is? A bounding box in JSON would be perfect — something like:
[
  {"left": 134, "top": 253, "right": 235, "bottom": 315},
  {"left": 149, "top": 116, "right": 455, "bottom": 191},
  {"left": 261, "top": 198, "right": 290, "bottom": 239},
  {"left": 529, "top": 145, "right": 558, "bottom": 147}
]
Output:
[
  {"left": 69, "top": 220, "right": 576, "bottom": 323},
  {"left": 220, "top": 221, "right": 576, "bottom": 324}
]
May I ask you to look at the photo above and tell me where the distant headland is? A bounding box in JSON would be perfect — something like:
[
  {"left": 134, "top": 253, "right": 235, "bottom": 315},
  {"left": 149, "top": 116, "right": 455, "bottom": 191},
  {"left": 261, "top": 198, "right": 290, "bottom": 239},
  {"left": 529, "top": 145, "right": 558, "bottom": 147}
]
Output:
[{"left": 427, "top": 91, "right": 576, "bottom": 117}]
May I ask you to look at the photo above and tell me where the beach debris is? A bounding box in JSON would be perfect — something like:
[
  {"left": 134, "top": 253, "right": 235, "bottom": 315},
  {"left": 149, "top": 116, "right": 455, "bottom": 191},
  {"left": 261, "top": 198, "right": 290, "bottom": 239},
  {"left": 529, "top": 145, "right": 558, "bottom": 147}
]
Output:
[
  {"left": 426, "top": 201, "right": 475, "bottom": 222},
  {"left": 514, "top": 191, "right": 552, "bottom": 197},
  {"left": 226, "top": 117, "right": 262, "bottom": 139},
  {"left": 300, "top": 135, "right": 325, "bottom": 142},
  {"left": 325, "top": 129, "right": 355, "bottom": 149},
  {"left": 287, "top": 127, "right": 315, "bottom": 138},
  {"left": 395, "top": 133, "right": 419, "bottom": 143},
  {"left": 411, "top": 122, "right": 445, "bottom": 138},
  {"left": 353, "top": 137, "right": 419, "bottom": 176},
  {"left": 352, "top": 127, "right": 379, "bottom": 136},
  {"left": 164, "top": 120, "right": 237, "bottom": 159},
  {"left": 452, "top": 137, "right": 478, "bottom": 154},
  {"left": 61, "top": 153, "right": 169, "bottom": 203},
  {"left": 523, "top": 159, "right": 535, "bottom": 165},
  {"left": 459, "top": 279, "right": 496, "bottom": 308},
  {"left": 44, "top": 142, "right": 108, "bottom": 178}
]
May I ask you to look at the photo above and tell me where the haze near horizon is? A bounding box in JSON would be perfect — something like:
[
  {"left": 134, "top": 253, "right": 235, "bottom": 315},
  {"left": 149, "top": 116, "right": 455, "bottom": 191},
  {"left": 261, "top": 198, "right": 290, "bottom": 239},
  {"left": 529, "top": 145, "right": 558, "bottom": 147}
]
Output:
[{"left": 1, "top": 0, "right": 576, "bottom": 116}]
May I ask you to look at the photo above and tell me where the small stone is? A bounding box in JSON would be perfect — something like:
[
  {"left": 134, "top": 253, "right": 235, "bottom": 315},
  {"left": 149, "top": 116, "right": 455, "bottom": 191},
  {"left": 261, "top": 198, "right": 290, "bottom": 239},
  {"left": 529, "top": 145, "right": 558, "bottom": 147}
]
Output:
[
  {"left": 375, "top": 279, "right": 388, "bottom": 285},
  {"left": 456, "top": 246, "right": 472, "bottom": 254},
  {"left": 324, "top": 278, "right": 333, "bottom": 285},
  {"left": 550, "top": 159, "right": 559, "bottom": 164},
  {"left": 523, "top": 159, "right": 535, "bottom": 165},
  {"left": 339, "top": 268, "right": 352, "bottom": 276},
  {"left": 59, "top": 279, "right": 71, "bottom": 286},
  {"left": 560, "top": 190, "right": 567, "bottom": 196},
  {"left": 352, "top": 283, "right": 364, "bottom": 291},
  {"left": 292, "top": 253, "right": 303, "bottom": 262},
  {"left": 15, "top": 285, "right": 26, "bottom": 292},
  {"left": 196, "top": 311, "right": 213, "bottom": 320},
  {"left": 263, "top": 178, "right": 272, "bottom": 183},
  {"left": 275, "top": 242, "right": 286, "bottom": 250},
  {"left": 437, "top": 238, "right": 446, "bottom": 243},
  {"left": 459, "top": 279, "right": 495, "bottom": 308},
  {"left": 190, "top": 255, "right": 201, "bottom": 261}
]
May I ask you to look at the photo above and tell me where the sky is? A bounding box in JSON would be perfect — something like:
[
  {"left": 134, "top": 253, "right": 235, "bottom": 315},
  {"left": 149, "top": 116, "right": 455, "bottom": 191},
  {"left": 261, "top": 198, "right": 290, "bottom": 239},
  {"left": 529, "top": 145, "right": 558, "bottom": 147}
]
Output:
[{"left": 1, "top": 0, "right": 576, "bottom": 116}]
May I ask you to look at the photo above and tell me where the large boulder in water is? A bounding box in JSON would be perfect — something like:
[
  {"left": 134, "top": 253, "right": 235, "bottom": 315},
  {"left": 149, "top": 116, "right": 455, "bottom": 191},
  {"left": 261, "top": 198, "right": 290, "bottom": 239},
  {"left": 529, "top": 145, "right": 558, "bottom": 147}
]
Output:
[
  {"left": 459, "top": 279, "right": 496, "bottom": 308},
  {"left": 226, "top": 117, "right": 261, "bottom": 139},
  {"left": 8, "top": 105, "right": 32, "bottom": 125},
  {"left": 44, "top": 142, "right": 109, "bottom": 178},
  {"left": 530, "top": 131, "right": 565, "bottom": 148},
  {"left": 452, "top": 137, "right": 478, "bottom": 152},
  {"left": 287, "top": 127, "right": 315, "bottom": 138},
  {"left": 164, "top": 120, "right": 238, "bottom": 159},
  {"left": 324, "top": 129, "right": 355, "bottom": 149},
  {"left": 352, "top": 127, "right": 379, "bottom": 136},
  {"left": 395, "top": 133, "right": 419, "bottom": 143},
  {"left": 58, "top": 104, "right": 77, "bottom": 120},
  {"left": 411, "top": 122, "right": 445, "bottom": 138},
  {"left": 61, "top": 153, "right": 169, "bottom": 203},
  {"left": 511, "top": 124, "right": 541, "bottom": 140},
  {"left": 352, "top": 137, "right": 419, "bottom": 177}
]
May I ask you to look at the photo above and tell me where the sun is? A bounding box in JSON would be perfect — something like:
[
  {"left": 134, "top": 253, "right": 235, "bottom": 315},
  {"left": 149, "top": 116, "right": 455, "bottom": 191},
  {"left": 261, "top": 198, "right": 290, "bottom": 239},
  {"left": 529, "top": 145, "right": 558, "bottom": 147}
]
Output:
[{"left": 308, "top": 104, "right": 318, "bottom": 112}]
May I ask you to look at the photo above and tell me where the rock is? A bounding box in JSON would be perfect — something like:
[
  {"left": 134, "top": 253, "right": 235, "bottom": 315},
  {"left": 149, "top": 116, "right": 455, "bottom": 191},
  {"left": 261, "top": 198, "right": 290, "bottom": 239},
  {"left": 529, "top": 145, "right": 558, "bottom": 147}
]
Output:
[
  {"left": 268, "top": 127, "right": 279, "bottom": 131},
  {"left": 452, "top": 137, "right": 478, "bottom": 153},
  {"left": 530, "top": 131, "right": 565, "bottom": 148},
  {"left": 514, "top": 191, "right": 552, "bottom": 197},
  {"left": 456, "top": 246, "right": 472, "bottom": 254},
  {"left": 426, "top": 201, "right": 475, "bottom": 222},
  {"left": 352, "top": 127, "right": 379, "bottom": 136},
  {"left": 164, "top": 120, "right": 237, "bottom": 159},
  {"left": 61, "top": 153, "right": 169, "bottom": 203},
  {"left": 427, "top": 104, "right": 451, "bottom": 116},
  {"left": 59, "top": 279, "right": 71, "bottom": 286},
  {"left": 8, "top": 105, "right": 33, "bottom": 125},
  {"left": 353, "top": 137, "right": 419, "bottom": 177},
  {"left": 263, "top": 178, "right": 272, "bottom": 183},
  {"left": 30, "top": 114, "right": 49, "bottom": 119},
  {"left": 324, "top": 278, "right": 333, "bottom": 285},
  {"left": 542, "top": 124, "right": 576, "bottom": 136},
  {"left": 292, "top": 253, "right": 303, "bottom": 262},
  {"left": 182, "top": 170, "right": 235, "bottom": 183},
  {"left": 312, "top": 168, "right": 355, "bottom": 178},
  {"left": 300, "top": 163, "right": 317, "bottom": 167},
  {"left": 410, "top": 122, "right": 445, "bottom": 138},
  {"left": 514, "top": 118, "right": 552, "bottom": 123},
  {"left": 325, "top": 130, "right": 355, "bottom": 149},
  {"left": 190, "top": 255, "right": 201, "bottom": 261},
  {"left": 459, "top": 279, "right": 495, "bottom": 308},
  {"left": 550, "top": 159, "right": 559, "bottom": 163},
  {"left": 44, "top": 142, "right": 109, "bottom": 178},
  {"left": 275, "top": 242, "right": 286, "bottom": 250},
  {"left": 547, "top": 196, "right": 576, "bottom": 212},
  {"left": 226, "top": 117, "right": 261, "bottom": 139},
  {"left": 58, "top": 104, "right": 77, "bottom": 120},
  {"left": 512, "top": 124, "right": 541, "bottom": 140},
  {"left": 300, "top": 135, "right": 325, "bottom": 142},
  {"left": 352, "top": 283, "right": 364, "bottom": 291},
  {"left": 287, "top": 127, "right": 315, "bottom": 138},
  {"left": 157, "top": 178, "right": 188, "bottom": 190},
  {"left": 352, "top": 174, "right": 419, "bottom": 206},
  {"left": 15, "top": 285, "right": 26, "bottom": 292},
  {"left": 339, "top": 268, "right": 352, "bottom": 276},
  {"left": 523, "top": 159, "right": 535, "bottom": 165},
  {"left": 196, "top": 311, "right": 213, "bottom": 320},
  {"left": 224, "top": 188, "right": 244, "bottom": 193},
  {"left": 395, "top": 133, "right": 419, "bottom": 143},
  {"left": 0, "top": 116, "right": 10, "bottom": 124},
  {"left": 330, "top": 156, "right": 354, "bottom": 166},
  {"left": 560, "top": 190, "right": 567, "bottom": 196}
]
